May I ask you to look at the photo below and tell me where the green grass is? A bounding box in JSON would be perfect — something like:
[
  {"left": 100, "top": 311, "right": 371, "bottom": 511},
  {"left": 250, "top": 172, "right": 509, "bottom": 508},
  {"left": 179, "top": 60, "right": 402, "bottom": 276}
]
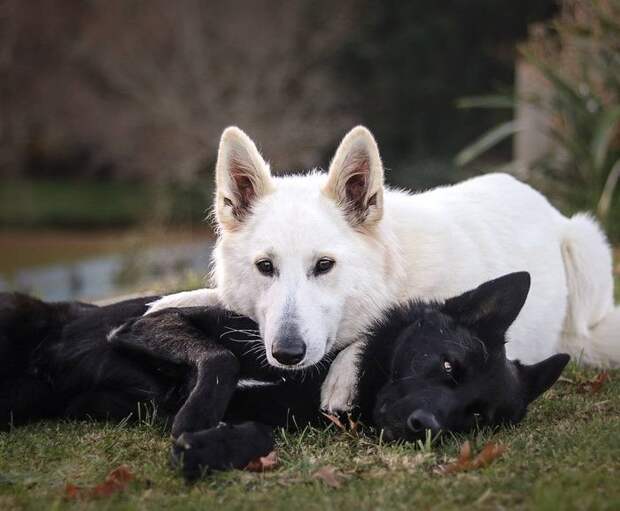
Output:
[
  {"left": 0, "top": 269, "right": 618, "bottom": 511},
  {"left": 0, "top": 364, "right": 618, "bottom": 511}
]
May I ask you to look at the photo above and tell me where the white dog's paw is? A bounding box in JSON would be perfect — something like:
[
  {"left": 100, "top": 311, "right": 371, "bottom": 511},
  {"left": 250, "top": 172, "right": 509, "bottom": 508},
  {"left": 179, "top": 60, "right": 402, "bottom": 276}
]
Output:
[
  {"left": 320, "top": 370, "right": 358, "bottom": 414},
  {"left": 320, "top": 343, "right": 362, "bottom": 413},
  {"left": 145, "top": 289, "right": 220, "bottom": 315}
]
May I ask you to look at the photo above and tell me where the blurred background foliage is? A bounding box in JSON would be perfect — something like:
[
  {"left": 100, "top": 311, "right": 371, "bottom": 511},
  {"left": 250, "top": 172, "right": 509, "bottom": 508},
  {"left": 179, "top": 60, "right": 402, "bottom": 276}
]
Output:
[
  {"left": 457, "top": 0, "right": 620, "bottom": 239},
  {"left": 0, "top": 0, "right": 556, "bottom": 228},
  {"left": 2, "top": 0, "right": 619, "bottom": 300}
]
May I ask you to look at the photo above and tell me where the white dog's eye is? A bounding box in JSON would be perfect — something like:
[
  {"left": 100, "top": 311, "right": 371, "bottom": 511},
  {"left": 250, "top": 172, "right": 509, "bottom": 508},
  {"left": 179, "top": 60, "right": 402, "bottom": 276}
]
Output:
[
  {"left": 443, "top": 360, "right": 453, "bottom": 373},
  {"left": 314, "top": 257, "right": 335, "bottom": 276},
  {"left": 256, "top": 259, "right": 275, "bottom": 276}
]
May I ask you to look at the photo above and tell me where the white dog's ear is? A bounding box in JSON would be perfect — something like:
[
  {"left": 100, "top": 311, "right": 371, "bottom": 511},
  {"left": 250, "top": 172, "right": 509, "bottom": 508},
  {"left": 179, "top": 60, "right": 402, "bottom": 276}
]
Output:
[
  {"left": 215, "top": 127, "right": 273, "bottom": 230},
  {"left": 323, "top": 126, "right": 384, "bottom": 227}
]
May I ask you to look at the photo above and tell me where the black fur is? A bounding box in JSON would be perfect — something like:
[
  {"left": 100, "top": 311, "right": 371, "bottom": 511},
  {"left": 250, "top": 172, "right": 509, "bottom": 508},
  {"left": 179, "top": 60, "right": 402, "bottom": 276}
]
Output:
[
  {"left": 0, "top": 293, "right": 321, "bottom": 477},
  {"left": 171, "top": 422, "right": 274, "bottom": 481},
  {"left": 0, "top": 272, "right": 569, "bottom": 479},
  {"left": 356, "top": 272, "right": 570, "bottom": 441}
]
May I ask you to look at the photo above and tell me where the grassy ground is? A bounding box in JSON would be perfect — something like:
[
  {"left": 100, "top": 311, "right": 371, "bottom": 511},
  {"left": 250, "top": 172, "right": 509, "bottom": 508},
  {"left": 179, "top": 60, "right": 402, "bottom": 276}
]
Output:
[
  {"left": 0, "top": 363, "right": 618, "bottom": 511},
  {"left": 0, "top": 259, "right": 618, "bottom": 510}
]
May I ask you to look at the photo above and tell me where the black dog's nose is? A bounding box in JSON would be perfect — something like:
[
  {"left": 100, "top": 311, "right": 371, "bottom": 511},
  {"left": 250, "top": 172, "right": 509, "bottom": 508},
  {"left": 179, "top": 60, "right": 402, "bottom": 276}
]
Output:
[
  {"left": 271, "top": 340, "right": 306, "bottom": 366},
  {"left": 407, "top": 410, "right": 441, "bottom": 434}
]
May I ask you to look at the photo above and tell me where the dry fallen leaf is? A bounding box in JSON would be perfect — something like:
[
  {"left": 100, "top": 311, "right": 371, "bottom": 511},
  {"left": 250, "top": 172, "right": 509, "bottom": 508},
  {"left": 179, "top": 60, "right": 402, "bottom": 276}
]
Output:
[
  {"left": 321, "top": 412, "right": 347, "bottom": 431},
  {"left": 561, "top": 371, "right": 610, "bottom": 394},
  {"left": 347, "top": 414, "right": 359, "bottom": 434},
  {"left": 92, "top": 465, "right": 134, "bottom": 497},
  {"left": 64, "top": 483, "right": 81, "bottom": 500},
  {"left": 64, "top": 465, "right": 135, "bottom": 500},
  {"left": 459, "top": 440, "right": 472, "bottom": 462},
  {"left": 245, "top": 451, "right": 279, "bottom": 472},
  {"left": 312, "top": 465, "right": 346, "bottom": 488},
  {"left": 470, "top": 442, "right": 506, "bottom": 469},
  {"left": 585, "top": 371, "right": 609, "bottom": 394},
  {"left": 438, "top": 440, "right": 473, "bottom": 474},
  {"left": 321, "top": 412, "right": 361, "bottom": 435},
  {"left": 437, "top": 441, "right": 506, "bottom": 475}
]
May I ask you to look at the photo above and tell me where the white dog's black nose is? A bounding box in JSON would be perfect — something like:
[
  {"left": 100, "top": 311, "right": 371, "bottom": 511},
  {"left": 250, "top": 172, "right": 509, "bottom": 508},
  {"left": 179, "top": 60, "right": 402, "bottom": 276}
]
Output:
[
  {"left": 407, "top": 410, "right": 441, "bottom": 434},
  {"left": 272, "top": 340, "right": 306, "bottom": 366}
]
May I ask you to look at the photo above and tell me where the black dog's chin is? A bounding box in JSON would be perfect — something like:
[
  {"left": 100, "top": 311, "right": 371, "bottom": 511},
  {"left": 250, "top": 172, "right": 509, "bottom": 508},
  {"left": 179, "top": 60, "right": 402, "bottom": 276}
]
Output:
[
  {"left": 374, "top": 404, "right": 470, "bottom": 443},
  {"left": 380, "top": 425, "right": 408, "bottom": 443},
  {"left": 379, "top": 422, "right": 439, "bottom": 443},
  {"left": 374, "top": 408, "right": 431, "bottom": 442},
  {"left": 378, "top": 411, "right": 510, "bottom": 443}
]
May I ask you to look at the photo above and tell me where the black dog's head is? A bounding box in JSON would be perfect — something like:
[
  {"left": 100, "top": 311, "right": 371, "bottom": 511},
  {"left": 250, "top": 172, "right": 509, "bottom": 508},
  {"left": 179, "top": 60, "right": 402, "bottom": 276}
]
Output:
[{"left": 371, "top": 272, "right": 569, "bottom": 441}]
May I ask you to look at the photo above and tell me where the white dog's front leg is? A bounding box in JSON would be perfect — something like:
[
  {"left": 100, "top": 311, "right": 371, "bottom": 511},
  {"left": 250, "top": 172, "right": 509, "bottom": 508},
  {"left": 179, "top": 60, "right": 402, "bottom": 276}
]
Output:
[
  {"left": 145, "top": 288, "right": 221, "bottom": 315},
  {"left": 320, "top": 342, "right": 363, "bottom": 413}
]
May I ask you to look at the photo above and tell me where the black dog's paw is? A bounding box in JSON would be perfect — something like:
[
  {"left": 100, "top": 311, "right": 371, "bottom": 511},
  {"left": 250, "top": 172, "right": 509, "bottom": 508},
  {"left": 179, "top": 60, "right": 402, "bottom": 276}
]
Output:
[{"left": 171, "top": 421, "right": 274, "bottom": 481}]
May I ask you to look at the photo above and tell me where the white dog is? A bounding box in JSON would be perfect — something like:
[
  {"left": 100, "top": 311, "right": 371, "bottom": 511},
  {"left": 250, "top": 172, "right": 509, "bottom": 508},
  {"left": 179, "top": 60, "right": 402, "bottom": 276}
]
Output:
[{"left": 148, "top": 126, "right": 620, "bottom": 412}]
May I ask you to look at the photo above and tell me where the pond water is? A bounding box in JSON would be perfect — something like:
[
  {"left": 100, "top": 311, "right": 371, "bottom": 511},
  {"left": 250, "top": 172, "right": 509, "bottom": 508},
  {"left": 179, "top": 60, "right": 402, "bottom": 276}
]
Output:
[{"left": 0, "top": 231, "right": 214, "bottom": 302}]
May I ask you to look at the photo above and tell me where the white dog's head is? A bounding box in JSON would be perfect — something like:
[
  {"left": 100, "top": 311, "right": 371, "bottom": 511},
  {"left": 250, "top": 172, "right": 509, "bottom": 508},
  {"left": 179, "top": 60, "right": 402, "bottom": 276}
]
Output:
[{"left": 212, "top": 126, "right": 397, "bottom": 369}]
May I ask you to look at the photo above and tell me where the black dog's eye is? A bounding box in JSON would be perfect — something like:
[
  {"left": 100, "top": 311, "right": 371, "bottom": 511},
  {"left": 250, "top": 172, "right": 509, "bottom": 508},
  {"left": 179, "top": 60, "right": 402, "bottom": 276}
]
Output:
[
  {"left": 256, "top": 259, "right": 275, "bottom": 276},
  {"left": 441, "top": 358, "right": 460, "bottom": 381},
  {"left": 314, "top": 257, "right": 335, "bottom": 276}
]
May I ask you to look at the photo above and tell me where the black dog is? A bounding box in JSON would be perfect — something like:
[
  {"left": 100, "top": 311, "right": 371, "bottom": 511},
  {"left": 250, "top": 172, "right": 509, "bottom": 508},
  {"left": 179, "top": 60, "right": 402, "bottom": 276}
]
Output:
[{"left": 0, "top": 272, "right": 569, "bottom": 479}]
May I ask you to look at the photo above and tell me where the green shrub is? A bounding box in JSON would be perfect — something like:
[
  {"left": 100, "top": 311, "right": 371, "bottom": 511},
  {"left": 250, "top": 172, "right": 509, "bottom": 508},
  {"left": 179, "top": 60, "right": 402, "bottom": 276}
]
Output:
[{"left": 456, "top": 0, "right": 620, "bottom": 240}]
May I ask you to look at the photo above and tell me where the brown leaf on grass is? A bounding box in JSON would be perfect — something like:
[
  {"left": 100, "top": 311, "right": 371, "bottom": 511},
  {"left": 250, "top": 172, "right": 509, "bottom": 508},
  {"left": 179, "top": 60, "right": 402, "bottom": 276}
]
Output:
[
  {"left": 245, "top": 451, "right": 279, "bottom": 472},
  {"left": 436, "top": 441, "right": 506, "bottom": 475},
  {"left": 321, "top": 412, "right": 361, "bottom": 435},
  {"left": 585, "top": 371, "right": 609, "bottom": 394},
  {"left": 312, "top": 465, "right": 346, "bottom": 488},
  {"left": 107, "top": 465, "right": 134, "bottom": 484},
  {"left": 91, "top": 465, "right": 134, "bottom": 497},
  {"left": 64, "top": 483, "right": 81, "bottom": 500},
  {"left": 347, "top": 414, "right": 359, "bottom": 434},
  {"left": 321, "top": 412, "right": 347, "bottom": 431},
  {"left": 470, "top": 442, "right": 506, "bottom": 469},
  {"left": 562, "top": 371, "right": 609, "bottom": 394},
  {"left": 459, "top": 440, "right": 472, "bottom": 462},
  {"left": 438, "top": 440, "right": 473, "bottom": 474},
  {"left": 64, "top": 465, "right": 134, "bottom": 500}
]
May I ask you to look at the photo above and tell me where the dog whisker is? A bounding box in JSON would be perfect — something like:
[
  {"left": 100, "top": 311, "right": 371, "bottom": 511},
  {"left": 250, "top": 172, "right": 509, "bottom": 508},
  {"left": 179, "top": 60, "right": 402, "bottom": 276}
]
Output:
[
  {"left": 228, "top": 337, "right": 262, "bottom": 345},
  {"left": 221, "top": 327, "right": 260, "bottom": 335},
  {"left": 219, "top": 328, "right": 262, "bottom": 341}
]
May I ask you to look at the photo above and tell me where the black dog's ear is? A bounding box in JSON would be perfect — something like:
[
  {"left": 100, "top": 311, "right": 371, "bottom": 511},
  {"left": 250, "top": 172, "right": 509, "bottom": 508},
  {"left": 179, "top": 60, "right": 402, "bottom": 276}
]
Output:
[
  {"left": 518, "top": 353, "right": 570, "bottom": 403},
  {"left": 442, "top": 272, "right": 531, "bottom": 341}
]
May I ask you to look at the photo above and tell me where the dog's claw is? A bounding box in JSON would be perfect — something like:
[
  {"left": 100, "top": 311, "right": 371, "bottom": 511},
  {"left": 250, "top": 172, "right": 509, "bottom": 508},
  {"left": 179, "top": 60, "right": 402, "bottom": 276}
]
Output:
[{"left": 320, "top": 372, "right": 357, "bottom": 413}]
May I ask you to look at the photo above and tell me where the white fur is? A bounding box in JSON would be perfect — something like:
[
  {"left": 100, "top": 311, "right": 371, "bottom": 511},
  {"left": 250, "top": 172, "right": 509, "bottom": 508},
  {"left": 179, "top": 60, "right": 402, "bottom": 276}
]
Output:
[
  {"left": 236, "top": 378, "right": 279, "bottom": 389},
  {"left": 146, "top": 288, "right": 221, "bottom": 313},
  {"left": 106, "top": 325, "right": 125, "bottom": 343},
  {"left": 148, "top": 126, "right": 620, "bottom": 412},
  {"left": 320, "top": 341, "right": 365, "bottom": 412}
]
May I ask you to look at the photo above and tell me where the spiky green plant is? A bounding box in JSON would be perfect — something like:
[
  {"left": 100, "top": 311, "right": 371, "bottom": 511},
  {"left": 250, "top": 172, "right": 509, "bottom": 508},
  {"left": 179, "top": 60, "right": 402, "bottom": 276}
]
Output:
[{"left": 456, "top": 0, "right": 620, "bottom": 237}]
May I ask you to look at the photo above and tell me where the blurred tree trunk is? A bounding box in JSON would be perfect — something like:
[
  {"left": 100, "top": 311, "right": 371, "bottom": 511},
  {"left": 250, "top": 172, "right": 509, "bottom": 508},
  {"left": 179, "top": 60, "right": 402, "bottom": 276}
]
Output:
[{"left": 0, "top": 0, "right": 357, "bottom": 180}]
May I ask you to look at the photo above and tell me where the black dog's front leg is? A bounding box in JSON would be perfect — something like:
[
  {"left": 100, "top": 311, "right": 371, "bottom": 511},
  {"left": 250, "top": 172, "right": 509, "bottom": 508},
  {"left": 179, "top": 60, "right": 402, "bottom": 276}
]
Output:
[
  {"left": 108, "top": 309, "right": 240, "bottom": 437},
  {"left": 171, "top": 421, "right": 274, "bottom": 481},
  {"left": 171, "top": 350, "right": 239, "bottom": 438}
]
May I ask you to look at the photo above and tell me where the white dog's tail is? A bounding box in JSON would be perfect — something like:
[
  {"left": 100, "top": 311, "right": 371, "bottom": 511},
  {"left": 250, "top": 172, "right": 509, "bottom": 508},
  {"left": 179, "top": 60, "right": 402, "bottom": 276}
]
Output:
[{"left": 559, "top": 213, "right": 620, "bottom": 367}]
